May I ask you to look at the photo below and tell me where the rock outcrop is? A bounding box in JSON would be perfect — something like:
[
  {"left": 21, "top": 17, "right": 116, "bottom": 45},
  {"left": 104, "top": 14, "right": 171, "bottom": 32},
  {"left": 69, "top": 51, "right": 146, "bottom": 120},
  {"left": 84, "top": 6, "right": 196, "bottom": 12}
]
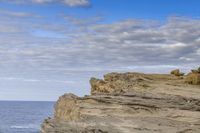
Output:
[
  {"left": 185, "top": 68, "right": 200, "bottom": 85},
  {"left": 54, "top": 93, "right": 80, "bottom": 121},
  {"left": 90, "top": 72, "right": 153, "bottom": 94},
  {"left": 41, "top": 72, "right": 200, "bottom": 133},
  {"left": 170, "top": 69, "right": 184, "bottom": 76}
]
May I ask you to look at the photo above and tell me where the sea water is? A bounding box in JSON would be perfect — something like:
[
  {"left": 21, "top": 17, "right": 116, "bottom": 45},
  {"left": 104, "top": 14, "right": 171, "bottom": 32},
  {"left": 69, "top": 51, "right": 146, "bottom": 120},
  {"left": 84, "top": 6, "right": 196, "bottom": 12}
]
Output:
[{"left": 0, "top": 101, "right": 54, "bottom": 133}]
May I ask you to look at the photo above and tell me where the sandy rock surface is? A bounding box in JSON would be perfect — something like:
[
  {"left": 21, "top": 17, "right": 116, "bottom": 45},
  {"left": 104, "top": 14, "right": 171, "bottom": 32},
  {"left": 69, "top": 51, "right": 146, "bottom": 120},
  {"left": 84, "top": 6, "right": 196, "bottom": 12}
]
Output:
[{"left": 41, "top": 72, "right": 200, "bottom": 133}]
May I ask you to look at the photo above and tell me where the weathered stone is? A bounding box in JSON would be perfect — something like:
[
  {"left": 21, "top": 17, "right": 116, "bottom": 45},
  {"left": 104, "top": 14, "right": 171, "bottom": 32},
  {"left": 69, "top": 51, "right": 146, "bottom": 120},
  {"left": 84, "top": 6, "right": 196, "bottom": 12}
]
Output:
[
  {"left": 185, "top": 73, "right": 200, "bottom": 85},
  {"left": 170, "top": 69, "right": 184, "bottom": 76},
  {"left": 90, "top": 72, "right": 154, "bottom": 94},
  {"left": 54, "top": 93, "right": 80, "bottom": 121},
  {"left": 90, "top": 77, "right": 111, "bottom": 94},
  {"left": 41, "top": 72, "right": 200, "bottom": 133}
]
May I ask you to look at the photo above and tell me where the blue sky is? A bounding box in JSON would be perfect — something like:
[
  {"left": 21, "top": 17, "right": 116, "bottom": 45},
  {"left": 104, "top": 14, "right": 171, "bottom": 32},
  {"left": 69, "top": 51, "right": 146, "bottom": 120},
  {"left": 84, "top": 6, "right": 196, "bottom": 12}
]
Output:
[
  {"left": 0, "top": 0, "right": 200, "bottom": 101},
  {"left": 1, "top": 0, "right": 200, "bottom": 21}
]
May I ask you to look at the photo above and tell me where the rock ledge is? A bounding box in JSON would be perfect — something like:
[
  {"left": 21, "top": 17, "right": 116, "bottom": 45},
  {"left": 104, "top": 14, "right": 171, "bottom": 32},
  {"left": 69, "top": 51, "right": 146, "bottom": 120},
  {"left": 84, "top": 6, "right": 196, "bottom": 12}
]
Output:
[{"left": 41, "top": 72, "right": 200, "bottom": 133}]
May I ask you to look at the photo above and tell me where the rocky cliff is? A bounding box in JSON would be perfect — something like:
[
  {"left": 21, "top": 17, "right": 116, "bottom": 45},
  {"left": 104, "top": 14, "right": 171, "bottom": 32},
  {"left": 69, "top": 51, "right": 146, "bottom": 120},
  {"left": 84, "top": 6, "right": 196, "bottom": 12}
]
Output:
[{"left": 41, "top": 72, "right": 200, "bottom": 133}]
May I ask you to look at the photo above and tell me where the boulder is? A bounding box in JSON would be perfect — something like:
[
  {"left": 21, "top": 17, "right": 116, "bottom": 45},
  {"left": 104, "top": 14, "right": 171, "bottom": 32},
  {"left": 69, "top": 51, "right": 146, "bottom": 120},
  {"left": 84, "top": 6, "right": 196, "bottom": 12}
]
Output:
[
  {"left": 170, "top": 69, "right": 184, "bottom": 76},
  {"left": 185, "top": 73, "right": 200, "bottom": 85}
]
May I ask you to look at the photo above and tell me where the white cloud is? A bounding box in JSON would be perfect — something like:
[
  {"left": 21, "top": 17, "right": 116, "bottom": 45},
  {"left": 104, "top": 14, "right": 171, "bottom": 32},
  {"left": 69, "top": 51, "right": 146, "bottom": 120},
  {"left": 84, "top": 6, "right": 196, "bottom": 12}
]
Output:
[
  {"left": 0, "top": 12, "right": 200, "bottom": 100},
  {"left": 0, "top": 0, "right": 91, "bottom": 7},
  {"left": 62, "top": 0, "right": 90, "bottom": 7},
  {"left": 0, "top": 9, "right": 39, "bottom": 17},
  {"left": 0, "top": 77, "right": 76, "bottom": 83},
  {"left": 0, "top": 14, "right": 200, "bottom": 72}
]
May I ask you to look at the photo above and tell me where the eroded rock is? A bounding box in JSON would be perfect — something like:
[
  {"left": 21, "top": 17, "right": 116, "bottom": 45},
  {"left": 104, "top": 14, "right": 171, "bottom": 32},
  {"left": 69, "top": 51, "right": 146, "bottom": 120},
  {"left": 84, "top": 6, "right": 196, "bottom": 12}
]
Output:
[
  {"left": 54, "top": 93, "right": 80, "bottom": 121},
  {"left": 170, "top": 69, "right": 184, "bottom": 76},
  {"left": 41, "top": 72, "right": 200, "bottom": 133},
  {"left": 90, "top": 72, "right": 153, "bottom": 94},
  {"left": 185, "top": 73, "right": 200, "bottom": 85}
]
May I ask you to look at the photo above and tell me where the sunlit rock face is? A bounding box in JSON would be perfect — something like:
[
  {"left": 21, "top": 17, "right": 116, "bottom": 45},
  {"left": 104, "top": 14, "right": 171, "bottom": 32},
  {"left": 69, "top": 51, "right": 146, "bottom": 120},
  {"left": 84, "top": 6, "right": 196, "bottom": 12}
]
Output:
[
  {"left": 185, "top": 68, "right": 200, "bottom": 85},
  {"left": 41, "top": 71, "right": 200, "bottom": 133},
  {"left": 54, "top": 93, "right": 80, "bottom": 121},
  {"left": 170, "top": 69, "right": 184, "bottom": 76},
  {"left": 90, "top": 72, "right": 155, "bottom": 94},
  {"left": 186, "top": 73, "right": 200, "bottom": 85}
]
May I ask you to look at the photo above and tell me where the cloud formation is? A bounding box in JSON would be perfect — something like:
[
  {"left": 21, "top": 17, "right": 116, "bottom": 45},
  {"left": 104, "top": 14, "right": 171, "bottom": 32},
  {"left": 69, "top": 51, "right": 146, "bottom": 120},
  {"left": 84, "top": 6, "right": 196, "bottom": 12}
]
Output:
[
  {"left": 0, "top": 10, "right": 200, "bottom": 100},
  {"left": 62, "top": 0, "right": 90, "bottom": 7},
  {"left": 64, "top": 16, "right": 200, "bottom": 70},
  {"left": 0, "top": 0, "right": 91, "bottom": 7},
  {"left": 0, "top": 12, "right": 199, "bottom": 73}
]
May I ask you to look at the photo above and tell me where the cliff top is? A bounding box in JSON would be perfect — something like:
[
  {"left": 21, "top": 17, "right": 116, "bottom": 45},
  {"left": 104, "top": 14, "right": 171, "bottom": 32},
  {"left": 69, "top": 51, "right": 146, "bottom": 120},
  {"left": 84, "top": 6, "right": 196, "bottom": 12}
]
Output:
[{"left": 41, "top": 68, "right": 200, "bottom": 133}]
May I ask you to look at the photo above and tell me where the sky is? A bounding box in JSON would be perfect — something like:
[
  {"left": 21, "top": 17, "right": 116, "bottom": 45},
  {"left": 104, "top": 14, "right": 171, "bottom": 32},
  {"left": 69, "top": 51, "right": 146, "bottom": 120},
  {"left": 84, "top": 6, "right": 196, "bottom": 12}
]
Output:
[{"left": 0, "top": 0, "right": 200, "bottom": 101}]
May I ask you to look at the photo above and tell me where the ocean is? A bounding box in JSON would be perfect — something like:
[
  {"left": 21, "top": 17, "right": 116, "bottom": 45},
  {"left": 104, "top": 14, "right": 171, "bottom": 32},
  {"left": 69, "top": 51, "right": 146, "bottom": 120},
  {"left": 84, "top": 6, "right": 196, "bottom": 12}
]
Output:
[{"left": 0, "top": 101, "right": 54, "bottom": 133}]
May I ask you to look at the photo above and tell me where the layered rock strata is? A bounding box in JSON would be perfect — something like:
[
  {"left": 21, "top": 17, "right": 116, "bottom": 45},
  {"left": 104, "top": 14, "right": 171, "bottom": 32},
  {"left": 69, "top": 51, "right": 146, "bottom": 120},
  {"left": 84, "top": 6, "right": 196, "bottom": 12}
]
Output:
[{"left": 41, "top": 72, "right": 200, "bottom": 133}]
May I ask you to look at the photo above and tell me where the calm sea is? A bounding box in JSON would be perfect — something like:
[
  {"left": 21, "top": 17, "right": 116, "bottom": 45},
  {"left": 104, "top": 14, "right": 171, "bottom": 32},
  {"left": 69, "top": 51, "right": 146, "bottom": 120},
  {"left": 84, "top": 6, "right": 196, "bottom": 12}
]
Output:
[{"left": 0, "top": 101, "right": 54, "bottom": 133}]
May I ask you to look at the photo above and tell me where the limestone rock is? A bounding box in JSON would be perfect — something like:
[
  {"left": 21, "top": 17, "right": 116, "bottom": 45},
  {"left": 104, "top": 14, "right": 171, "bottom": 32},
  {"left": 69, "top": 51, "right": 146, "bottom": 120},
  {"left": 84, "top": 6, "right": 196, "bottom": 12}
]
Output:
[
  {"left": 170, "top": 69, "right": 184, "bottom": 76},
  {"left": 185, "top": 73, "right": 200, "bottom": 85},
  {"left": 90, "top": 72, "right": 154, "bottom": 94},
  {"left": 54, "top": 93, "right": 80, "bottom": 121},
  {"left": 41, "top": 72, "right": 200, "bottom": 133}
]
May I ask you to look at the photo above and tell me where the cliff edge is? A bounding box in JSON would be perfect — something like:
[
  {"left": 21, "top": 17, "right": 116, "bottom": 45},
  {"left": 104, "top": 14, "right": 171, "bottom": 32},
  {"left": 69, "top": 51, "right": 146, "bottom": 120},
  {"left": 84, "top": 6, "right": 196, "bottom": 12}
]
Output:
[{"left": 41, "top": 71, "right": 200, "bottom": 133}]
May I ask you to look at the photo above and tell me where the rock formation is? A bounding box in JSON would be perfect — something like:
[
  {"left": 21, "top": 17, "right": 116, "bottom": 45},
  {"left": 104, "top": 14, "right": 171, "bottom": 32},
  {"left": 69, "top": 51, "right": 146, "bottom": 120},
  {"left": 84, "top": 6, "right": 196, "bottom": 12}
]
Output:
[
  {"left": 41, "top": 72, "right": 200, "bottom": 133},
  {"left": 170, "top": 69, "right": 184, "bottom": 76},
  {"left": 185, "top": 68, "right": 200, "bottom": 85}
]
